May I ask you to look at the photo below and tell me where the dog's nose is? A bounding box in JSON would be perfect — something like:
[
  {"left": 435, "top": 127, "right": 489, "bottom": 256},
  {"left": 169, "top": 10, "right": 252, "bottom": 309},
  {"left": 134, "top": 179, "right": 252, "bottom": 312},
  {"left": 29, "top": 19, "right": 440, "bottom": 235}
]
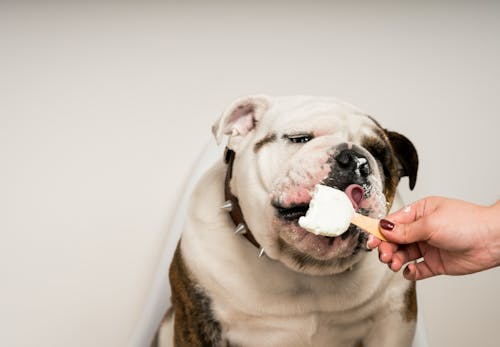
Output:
[{"left": 334, "top": 149, "right": 371, "bottom": 177}]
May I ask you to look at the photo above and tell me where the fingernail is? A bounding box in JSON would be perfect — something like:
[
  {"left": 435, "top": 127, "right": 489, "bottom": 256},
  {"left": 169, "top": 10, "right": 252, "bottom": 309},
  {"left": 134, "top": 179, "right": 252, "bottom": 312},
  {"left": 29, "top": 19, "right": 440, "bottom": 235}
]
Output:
[{"left": 379, "top": 219, "right": 395, "bottom": 231}]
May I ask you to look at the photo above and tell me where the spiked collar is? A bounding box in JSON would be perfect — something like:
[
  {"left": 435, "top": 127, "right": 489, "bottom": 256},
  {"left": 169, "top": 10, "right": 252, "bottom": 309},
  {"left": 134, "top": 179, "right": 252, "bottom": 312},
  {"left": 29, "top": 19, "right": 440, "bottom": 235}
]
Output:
[{"left": 223, "top": 148, "right": 262, "bottom": 251}]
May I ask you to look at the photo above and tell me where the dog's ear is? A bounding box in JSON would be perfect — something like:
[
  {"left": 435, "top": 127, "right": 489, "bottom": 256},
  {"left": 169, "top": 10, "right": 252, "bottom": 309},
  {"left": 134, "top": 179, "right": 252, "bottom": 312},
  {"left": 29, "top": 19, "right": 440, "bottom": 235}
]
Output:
[
  {"left": 385, "top": 130, "right": 419, "bottom": 190},
  {"left": 212, "top": 95, "right": 271, "bottom": 149}
]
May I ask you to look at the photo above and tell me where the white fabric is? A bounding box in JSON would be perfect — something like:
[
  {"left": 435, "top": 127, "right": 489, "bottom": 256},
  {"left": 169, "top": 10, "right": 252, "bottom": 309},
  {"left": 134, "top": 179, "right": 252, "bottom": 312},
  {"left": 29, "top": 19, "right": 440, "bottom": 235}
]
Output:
[{"left": 128, "top": 142, "right": 428, "bottom": 347}]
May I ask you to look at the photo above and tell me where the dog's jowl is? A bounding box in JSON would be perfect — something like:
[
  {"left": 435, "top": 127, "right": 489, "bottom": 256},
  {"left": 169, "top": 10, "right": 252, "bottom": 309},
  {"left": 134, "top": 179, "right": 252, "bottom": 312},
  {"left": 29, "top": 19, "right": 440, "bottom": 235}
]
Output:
[{"left": 156, "top": 95, "right": 419, "bottom": 347}]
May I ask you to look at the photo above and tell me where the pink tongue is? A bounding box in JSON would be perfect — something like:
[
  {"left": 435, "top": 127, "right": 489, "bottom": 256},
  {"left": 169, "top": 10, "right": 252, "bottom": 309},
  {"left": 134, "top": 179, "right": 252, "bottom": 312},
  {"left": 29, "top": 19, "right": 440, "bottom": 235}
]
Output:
[{"left": 344, "top": 184, "right": 364, "bottom": 210}]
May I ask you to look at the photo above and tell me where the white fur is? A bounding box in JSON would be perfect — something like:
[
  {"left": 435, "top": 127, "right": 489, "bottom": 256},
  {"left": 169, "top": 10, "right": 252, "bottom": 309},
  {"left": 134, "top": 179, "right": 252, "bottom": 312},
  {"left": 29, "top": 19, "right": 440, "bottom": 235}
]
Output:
[{"left": 159, "top": 96, "right": 416, "bottom": 346}]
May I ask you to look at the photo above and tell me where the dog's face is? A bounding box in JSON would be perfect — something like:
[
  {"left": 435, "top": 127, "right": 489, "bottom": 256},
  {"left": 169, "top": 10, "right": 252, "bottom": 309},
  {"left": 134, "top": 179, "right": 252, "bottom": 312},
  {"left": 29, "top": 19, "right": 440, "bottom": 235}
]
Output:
[{"left": 213, "top": 95, "right": 418, "bottom": 275}]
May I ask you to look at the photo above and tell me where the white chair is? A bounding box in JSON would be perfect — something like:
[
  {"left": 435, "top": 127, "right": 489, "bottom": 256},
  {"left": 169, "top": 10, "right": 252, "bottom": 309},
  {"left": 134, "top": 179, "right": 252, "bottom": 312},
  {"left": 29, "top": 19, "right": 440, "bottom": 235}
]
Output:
[{"left": 129, "top": 142, "right": 428, "bottom": 347}]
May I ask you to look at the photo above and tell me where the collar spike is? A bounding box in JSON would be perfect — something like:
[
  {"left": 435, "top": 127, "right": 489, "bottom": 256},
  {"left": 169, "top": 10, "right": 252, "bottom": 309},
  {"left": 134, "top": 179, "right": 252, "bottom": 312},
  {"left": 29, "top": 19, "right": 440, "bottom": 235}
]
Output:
[
  {"left": 258, "top": 247, "right": 266, "bottom": 258},
  {"left": 233, "top": 223, "right": 247, "bottom": 235},
  {"left": 220, "top": 200, "right": 233, "bottom": 212}
]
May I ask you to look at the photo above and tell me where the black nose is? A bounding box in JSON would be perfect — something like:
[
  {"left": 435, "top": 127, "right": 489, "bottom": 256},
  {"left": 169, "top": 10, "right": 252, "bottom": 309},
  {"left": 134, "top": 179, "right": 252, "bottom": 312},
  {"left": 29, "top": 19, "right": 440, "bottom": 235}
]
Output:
[{"left": 334, "top": 149, "right": 371, "bottom": 177}]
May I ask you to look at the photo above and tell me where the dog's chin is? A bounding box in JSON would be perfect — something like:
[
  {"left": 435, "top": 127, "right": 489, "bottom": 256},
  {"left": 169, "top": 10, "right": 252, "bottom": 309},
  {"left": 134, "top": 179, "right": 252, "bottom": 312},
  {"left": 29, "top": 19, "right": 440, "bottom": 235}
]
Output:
[{"left": 274, "top": 220, "right": 368, "bottom": 276}]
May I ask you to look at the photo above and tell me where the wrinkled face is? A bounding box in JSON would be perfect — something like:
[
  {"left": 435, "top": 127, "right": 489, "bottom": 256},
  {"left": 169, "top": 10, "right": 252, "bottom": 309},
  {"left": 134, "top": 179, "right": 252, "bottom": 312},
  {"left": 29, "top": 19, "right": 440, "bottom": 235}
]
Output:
[{"left": 214, "top": 96, "right": 417, "bottom": 275}]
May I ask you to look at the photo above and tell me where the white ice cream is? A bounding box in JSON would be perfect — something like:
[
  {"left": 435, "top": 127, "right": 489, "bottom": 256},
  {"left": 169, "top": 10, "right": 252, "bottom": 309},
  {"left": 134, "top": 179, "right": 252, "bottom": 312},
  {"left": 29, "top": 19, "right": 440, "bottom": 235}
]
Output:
[{"left": 298, "top": 184, "right": 354, "bottom": 237}]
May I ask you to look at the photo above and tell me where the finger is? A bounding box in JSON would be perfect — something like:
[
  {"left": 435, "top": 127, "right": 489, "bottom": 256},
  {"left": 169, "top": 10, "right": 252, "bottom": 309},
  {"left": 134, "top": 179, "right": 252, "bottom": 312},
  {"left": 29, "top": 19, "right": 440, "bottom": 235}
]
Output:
[
  {"left": 391, "top": 244, "right": 422, "bottom": 272},
  {"left": 380, "top": 217, "right": 432, "bottom": 245},
  {"left": 366, "top": 234, "right": 382, "bottom": 249},
  {"left": 403, "top": 261, "right": 438, "bottom": 281},
  {"left": 383, "top": 202, "right": 421, "bottom": 225},
  {"left": 377, "top": 241, "right": 399, "bottom": 263},
  {"left": 383, "top": 197, "right": 435, "bottom": 225}
]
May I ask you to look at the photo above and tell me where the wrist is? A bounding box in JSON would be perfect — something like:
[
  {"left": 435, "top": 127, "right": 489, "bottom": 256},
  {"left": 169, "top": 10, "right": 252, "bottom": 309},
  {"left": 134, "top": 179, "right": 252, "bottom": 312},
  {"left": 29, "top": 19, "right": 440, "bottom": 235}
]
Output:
[{"left": 484, "top": 201, "right": 500, "bottom": 267}]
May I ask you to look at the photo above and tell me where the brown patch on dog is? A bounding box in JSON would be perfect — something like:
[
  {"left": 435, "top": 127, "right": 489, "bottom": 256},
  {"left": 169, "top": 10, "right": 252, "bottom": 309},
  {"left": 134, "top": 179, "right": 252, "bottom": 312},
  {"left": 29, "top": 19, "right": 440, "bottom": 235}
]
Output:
[
  {"left": 353, "top": 340, "right": 364, "bottom": 347},
  {"left": 169, "top": 242, "right": 223, "bottom": 346},
  {"left": 361, "top": 134, "right": 399, "bottom": 211},
  {"left": 366, "top": 116, "right": 418, "bottom": 187},
  {"left": 151, "top": 329, "right": 159, "bottom": 347},
  {"left": 254, "top": 133, "right": 277, "bottom": 152},
  {"left": 385, "top": 130, "right": 419, "bottom": 190},
  {"left": 403, "top": 281, "right": 418, "bottom": 322},
  {"left": 362, "top": 124, "right": 418, "bottom": 212}
]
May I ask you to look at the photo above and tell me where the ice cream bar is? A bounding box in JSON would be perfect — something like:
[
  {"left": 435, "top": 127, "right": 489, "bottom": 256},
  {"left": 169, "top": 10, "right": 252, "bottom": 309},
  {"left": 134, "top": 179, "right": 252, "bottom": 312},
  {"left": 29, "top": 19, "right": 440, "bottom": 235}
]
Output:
[{"left": 299, "top": 184, "right": 387, "bottom": 241}]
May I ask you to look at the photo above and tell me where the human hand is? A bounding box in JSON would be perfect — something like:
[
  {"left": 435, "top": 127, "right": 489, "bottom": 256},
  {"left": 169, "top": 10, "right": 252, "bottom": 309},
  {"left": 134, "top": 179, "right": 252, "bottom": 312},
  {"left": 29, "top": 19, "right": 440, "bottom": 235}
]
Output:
[{"left": 367, "top": 196, "right": 500, "bottom": 280}]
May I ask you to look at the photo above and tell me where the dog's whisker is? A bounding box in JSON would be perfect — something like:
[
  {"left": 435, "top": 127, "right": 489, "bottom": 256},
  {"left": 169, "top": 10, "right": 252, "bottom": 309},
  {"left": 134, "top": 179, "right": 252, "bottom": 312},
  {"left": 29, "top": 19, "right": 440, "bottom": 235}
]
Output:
[
  {"left": 233, "top": 223, "right": 247, "bottom": 235},
  {"left": 220, "top": 200, "right": 233, "bottom": 212}
]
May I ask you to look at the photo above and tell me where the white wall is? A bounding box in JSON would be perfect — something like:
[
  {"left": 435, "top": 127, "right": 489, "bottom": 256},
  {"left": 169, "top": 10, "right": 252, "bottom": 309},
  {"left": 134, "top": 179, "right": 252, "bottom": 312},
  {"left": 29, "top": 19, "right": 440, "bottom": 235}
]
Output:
[{"left": 1, "top": 2, "right": 499, "bottom": 346}]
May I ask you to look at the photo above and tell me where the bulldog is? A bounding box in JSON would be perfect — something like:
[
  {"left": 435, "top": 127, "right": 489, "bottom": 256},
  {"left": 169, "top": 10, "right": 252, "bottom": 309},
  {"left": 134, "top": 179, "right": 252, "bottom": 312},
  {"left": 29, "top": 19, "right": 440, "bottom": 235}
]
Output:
[{"left": 156, "top": 95, "right": 419, "bottom": 347}]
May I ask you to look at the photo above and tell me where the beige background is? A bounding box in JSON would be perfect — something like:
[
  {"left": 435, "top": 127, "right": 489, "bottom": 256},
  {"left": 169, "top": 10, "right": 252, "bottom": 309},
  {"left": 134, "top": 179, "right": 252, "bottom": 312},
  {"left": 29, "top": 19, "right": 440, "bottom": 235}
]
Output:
[{"left": 1, "top": 1, "right": 499, "bottom": 346}]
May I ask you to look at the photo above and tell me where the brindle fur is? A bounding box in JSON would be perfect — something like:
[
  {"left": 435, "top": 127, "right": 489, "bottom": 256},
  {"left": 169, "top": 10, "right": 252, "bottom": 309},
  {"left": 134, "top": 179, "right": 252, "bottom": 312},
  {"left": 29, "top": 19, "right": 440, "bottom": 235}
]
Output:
[
  {"left": 403, "top": 281, "right": 418, "bottom": 322},
  {"left": 169, "top": 243, "right": 223, "bottom": 347}
]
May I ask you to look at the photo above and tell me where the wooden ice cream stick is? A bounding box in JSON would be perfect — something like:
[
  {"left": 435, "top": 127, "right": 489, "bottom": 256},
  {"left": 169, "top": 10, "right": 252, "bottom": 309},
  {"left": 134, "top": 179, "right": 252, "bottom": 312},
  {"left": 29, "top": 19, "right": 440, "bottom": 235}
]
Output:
[{"left": 351, "top": 212, "right": 387, "bottom": 241}]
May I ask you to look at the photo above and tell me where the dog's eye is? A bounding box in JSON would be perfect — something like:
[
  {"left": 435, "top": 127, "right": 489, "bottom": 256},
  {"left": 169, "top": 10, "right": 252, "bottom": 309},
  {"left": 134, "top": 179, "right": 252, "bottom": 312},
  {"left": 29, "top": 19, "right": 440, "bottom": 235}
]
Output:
[{"left": 285, "top": 134, "right": 313, "bottom": 144}]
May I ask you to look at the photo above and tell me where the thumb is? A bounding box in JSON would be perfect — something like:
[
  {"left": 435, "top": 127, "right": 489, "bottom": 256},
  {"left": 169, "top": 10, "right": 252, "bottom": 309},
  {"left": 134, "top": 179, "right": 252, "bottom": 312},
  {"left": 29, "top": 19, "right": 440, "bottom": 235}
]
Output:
[{"left": 379, "top": 217, "right": 431, "bottom": 244}]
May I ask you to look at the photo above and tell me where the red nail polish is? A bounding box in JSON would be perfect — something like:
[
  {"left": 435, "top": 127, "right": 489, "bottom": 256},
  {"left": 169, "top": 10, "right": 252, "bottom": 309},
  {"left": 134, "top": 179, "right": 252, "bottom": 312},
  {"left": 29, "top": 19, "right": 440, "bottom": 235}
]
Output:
[{"left": 380, "top": 219, "right": 395, "bottom": 231}]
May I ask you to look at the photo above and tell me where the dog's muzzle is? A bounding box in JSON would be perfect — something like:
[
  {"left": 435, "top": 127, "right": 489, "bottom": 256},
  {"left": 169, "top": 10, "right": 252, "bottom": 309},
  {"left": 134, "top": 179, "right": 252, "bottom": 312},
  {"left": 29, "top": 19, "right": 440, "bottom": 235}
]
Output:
[{"left": 323, "top": 147, "right": 372, "bottom": 192}]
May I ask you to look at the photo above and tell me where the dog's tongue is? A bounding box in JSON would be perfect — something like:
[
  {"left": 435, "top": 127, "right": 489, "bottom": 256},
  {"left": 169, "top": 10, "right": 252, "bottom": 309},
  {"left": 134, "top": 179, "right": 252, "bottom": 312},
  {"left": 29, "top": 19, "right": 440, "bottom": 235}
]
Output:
[{"left": 344, "top": 184, "right": 364, "bottom": 210}]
